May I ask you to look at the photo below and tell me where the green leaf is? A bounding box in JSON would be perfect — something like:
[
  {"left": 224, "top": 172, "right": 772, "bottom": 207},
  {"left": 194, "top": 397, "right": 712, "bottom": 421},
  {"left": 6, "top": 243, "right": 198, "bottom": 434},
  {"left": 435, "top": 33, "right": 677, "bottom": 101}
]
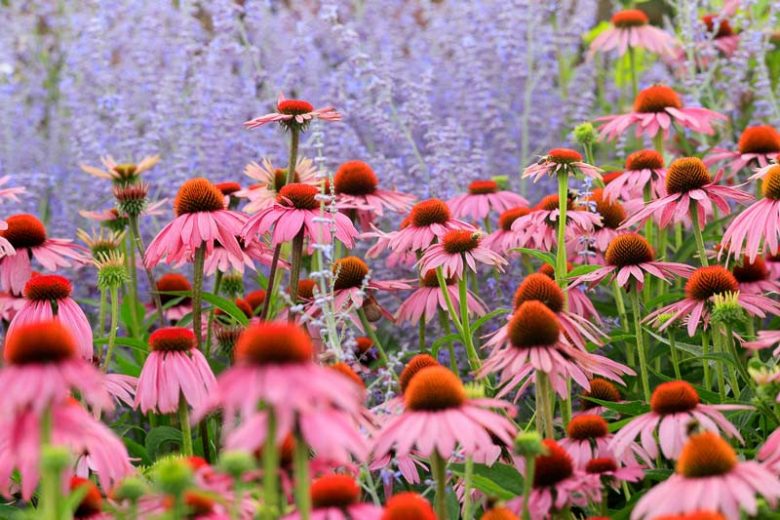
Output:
[
  {"left": 471, "top": 308, "right": 510, "bottom": 332},
  {"left": 565, "top": 264, "right": 601, "bottom": 279},
  {"left": 585, "top": 397, "right": 649, "bottom": 416},
  {"left": 449, "top": 462, "right": 523, "bottom": 500},
  {"left": 431, "top": 334, "right": 461, "bottom": 357},
  {"left": 145, "top": 426, "right": 183, "bottom": 460},
  {"left": 201, "top": 292, "right": 250, "bottom": 325},
  {"left": 512, "top": 248, "right": 555, "bottom": 267},
  {"left": 124, "top": 437, "right": 150, "bottom": 466}
]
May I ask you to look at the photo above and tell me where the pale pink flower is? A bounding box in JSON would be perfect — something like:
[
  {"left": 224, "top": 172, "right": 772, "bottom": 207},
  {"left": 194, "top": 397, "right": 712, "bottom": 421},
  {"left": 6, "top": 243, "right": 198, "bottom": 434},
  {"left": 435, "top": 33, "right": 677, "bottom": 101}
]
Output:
[
  {"left": 742, "top": 329, "right": 780, "bottom": 355},
  {"left": 510, "top": 195, "right": 602, "bottom": 252},
  {"left": 388, "top": 199, "right": 474, "bottom": 254},
  {"left": 758, "top": 426, "right": 780, "bottom": 473},
  {"left": 238, "top": 156, "right": 319, "bottom": 213},
  {"left": 282, "top": 474, "right": 382, "bottom": 520},
  {"left": 329, "top": 256, "right": 411, "bottom": 317},
  {"left": 418, "top": 229, "right": 507, "bottom": 278},
  {"left": 135, "top": 327, "right": 216, "bottom": 414},
  {"left": 582, "top": 189, "right": 632, "bottom": 253},
  {"left": 447, "top": 179, "right": 527, "bottom": 221},
  {"left": 105, "top": 373, "right": 137, "bottom": 408},
  {"left": 479, "top": 302, "right": 633, "bottom": 401},
  {"left": 705, "top": 126, "right": 780, "bottom": 176},
  {"left": 632, "top": 432, "right": 780, "bottom": 520},
  {"left": 598, "top": 85, "right": 727, "bottom": 141},
  {"left": 0, "top": 291, "right": 25, "bottom": 322},
  {"left": 646, "top": 266, "right": 780, "bottom": 337},
  {"left": 731, "top": 255, "right": 780, "bottom": 294},
  {"left": 483, "top": 207, "right": 531, "bottom": 254},
  {"left": 195, "top": 235, "right": 277, "bottom": 276},
  {"left": 80, "top": 154, "right": 160, "bottom": 183},
  {"left": 154, "top": 272, "right": 193, "bottom": 323},
  {"left": 79, "top": 199, "right": 167, "bottom": 223},
  {"left": 559, "top": 414, "right": 652, "bottom": 469},
  {"left": 244, "top": 93, "right": 341, "bottom": 129},
  {"left": 583, "top": 457, "right": 645, "bottom": 491},
  {"left": 0, "top": 175, "right": 25, "bottom": 202},
  {"left": 604, "top": 149, "right": 667, "bottom": 202},
  {"left": 0, "top": 214, "right": 87, "bottom": 294},
  {"left": 589, "top": 9, "right": 678, "bottom": 58},
  {"left": 361, "top": 224, "right": 416, "bottom": 268},
  {"left": 610, "top": 381, "right": 748, "bottom": 460},
  {"left": 395, "top": 270, "right": 486, "bottom": 324},
  {"left": 701, "top": 13, "right": 740, "bottom": 57},
  {"left": 537, "top": 263, "right": 604, "bottom": 324},
  {"left": 242, "top": 183, "right": 358, "bottom": 248},
  {"left": 523, "top": 148, "right": 602, "bottom": 182},
  {"left": 621, "top": 158, "right": 752, "bottom": 230},
  {"left": 7, "top": 275, "right": 93, "bottom": 360},
  {"left": 145, "top": 178, "right": 246, "bottom": 268}
]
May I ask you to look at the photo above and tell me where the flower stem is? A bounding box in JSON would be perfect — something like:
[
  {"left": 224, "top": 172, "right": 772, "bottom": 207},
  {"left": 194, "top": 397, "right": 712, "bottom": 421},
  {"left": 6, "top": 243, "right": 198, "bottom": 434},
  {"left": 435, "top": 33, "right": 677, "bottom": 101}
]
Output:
[
  {"left": 40, "top": 407, "right": 59, "bottom": 520},
  {"left": 463, "top": 455, "right": 474, "bottom": 520},
  {"left": 555, "top": 171, "right": 569, "bottom": 293},
  {"left": 438, "top": 308, "right": 458, "bottom": 372},
  {"left": 260, "top": 245, "right": 282, "bottom": 320},
  {"left": 102, "top": 286, "right": 120, "bottom": 372},
  {"left": 205, "top": 270, "right": 223, "bottom": 351},
  {"left": 629, "top": 289, "right": 651, "bottom": 402},
  {"left": 124, "top": 232, "right": 141, "bottom": 337},
  {"left": 192, "top": 246, "right": 206, "bottom": 353},
  {"left": 262, "top": 410, "right": 279, "bottom": 519},
  {"left": 702, "top": 330, "right": 712, "bottom": 390},
  {"left": 97, "top": 287, "right": 107, "bottom": 337},
  {"left": 628, "top": 46, "right": 638, "bottom": 99},
  {"left": 130, "top": 214, "right": 165, "bottom": 327},
  {"left": 178, "top": 395, "right": 193, "bottom": 457},
  {"left": 287, "top": 230, "right": 306, "bottom": 322},
  {"left": 458, "top": 274, "right": 480, "bottom": 371},
  {"left": 435, "top": 269, "right": 463, "bottom": 331},
  {"left": 418, "top": 313, "right": 426, "bottom": 352},
  {"left": 669, "top": 333, "right": 682, "bottom": 379},
  {"left": 653, "top": 132, "right": 664, "bottom": 157},
  {"left": 521, "top": 454, "right": 536, "bottom": 520},
  {"left": 286, "top": 128, "right": 300, "bottom": 184},
  {"left": 430, "top": 451, "right": 448, "bottom": 520},
  {"left": 536, "top": 371, "right": 555, "bottom": 438},
  {"left": 613, "top": 281, "right": 634, "bottom": 365},
  {"left": 690, "top": 203, "right": 710, "bottom": 267},
  {"left": 293, "top": 433, "right": 311, "bottom": 520},
  {"left": 357, "top": 308, "right": 394, "bottom": 378}
]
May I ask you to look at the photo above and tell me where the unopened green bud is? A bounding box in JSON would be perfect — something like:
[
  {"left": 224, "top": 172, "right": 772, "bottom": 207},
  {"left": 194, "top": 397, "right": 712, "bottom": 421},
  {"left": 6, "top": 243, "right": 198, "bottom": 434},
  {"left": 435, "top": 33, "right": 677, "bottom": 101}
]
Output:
[
  {"left": 491, "top": 175, "right": 510, "bottom": 190},
  {"left": 711, "top": 292, "right": 745, "bottom": 326},
  {"left": 42, "top": 445, "right": 71, "bottom": 472},
  {"left": 573, "top": 122, "right": 596, "bottom": 146},
  {"left": 153, "top": 457, "right": 193, "bottom": 497},
  {"left": 221, "top": 272, "right": 244, "bottom": 298},
  {"left": 113, "top": 476, "right": 148, "bottom": 502},
  {"left": 464, "top": 381, "right": 486, "bottom": 400},
  {"left": 218, "top": 450, "right": 255, "bottom": 480},
  {"left": 514, "top": 431, "right": 546, "bottom": 458}
]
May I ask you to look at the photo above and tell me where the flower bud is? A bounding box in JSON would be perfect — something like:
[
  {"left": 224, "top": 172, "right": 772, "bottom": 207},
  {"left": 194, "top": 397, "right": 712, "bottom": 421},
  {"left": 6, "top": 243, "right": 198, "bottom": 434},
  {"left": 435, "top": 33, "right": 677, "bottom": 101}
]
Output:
[
  {"left": 218, "top": 450, "right": 255, "bottom": 480},
  {"left": 513, "top": 431, "right": 546, "bottom": 458},
  {"left": 153, "top": 457, "right": 193, "bottom": 497},
  {"left": 573, "top": 122, "right": 597, "bottom": 146}
]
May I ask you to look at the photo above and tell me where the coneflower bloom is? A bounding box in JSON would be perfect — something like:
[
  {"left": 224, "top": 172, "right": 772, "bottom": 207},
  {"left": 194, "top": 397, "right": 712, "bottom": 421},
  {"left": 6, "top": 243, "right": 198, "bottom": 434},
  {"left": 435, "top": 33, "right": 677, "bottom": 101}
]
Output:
[
  {"left": 7, "top": 275, "right": 93, "bottom": 360},
  {"left": 244, "top": 92, "right": 341, "bottom": 130},
  {"left": 200, "top": 235, "right": 277, "bottom": 276},
  {"left": 242, "top": 183, "right": 358, "bottom": 248},
  {"left": 238, "top": 156, "right": 319, "bottom": 213},
  {"left": 372, "top": 365, "right": 516, "bottom": 460},
  {"left": 382, "top": 492, "right": 436, "bottom": 520},
  {"left": 758, "top": 426, "right": 780, "bottom": 473},
  {"left": 395, "top": 270, "right": 486, "bottom": 324},
  {"left": 705, "top": 126, "right": 780, "bottom": 175},
  {"left": 0, "top": 214, "right": 87, "bottom": 294},
  {"left": 577, "top": 377, "right": 623, "bottom": 416},
  {"left": 80, "top": 154, "right": 160, "bottom": 185},
  {"left": 583, "top": 189, "right": 628, "bottom": 253},
  {"left": 483, "top": 207, "right": 530, "bottom": 254},
  {"left": 589, "top": 9, "right": 678, "bottom": 58},
  {"left": 69, "top": 477, "right": 109, "bottom": 520},
  {"left": 559, "top": 414, "right": 651, "bottom": 469},
  {"left": 511, "top": 195, "right": 602, "bottom": 252},
  {"left": 742, "top": 329, "right": 780, "bottom": 359},
  {"left": 418, "top": 229, "right": 507, "bottom": 278},
  {"left": 330, "top": 256, "right": 411, "bottom": 314},
  {"left": 0, "top": 398, "right": 132, "bottom": 500},
  {"left": 632, "top": 432, "right": 780, "bottom": 519},
  {"left": 572, "top": 233, "right": 693, "bottom": 290},
  {"left": 537, "top": 263, "right": 602, "bottom": 323},
  {"left": 0, "top": 320, "right": 111, "bottom": 414},
  {"left": 78, "top": 200, "right": 167, "bottom": 229},
  {"left": 447, "top": 179, "right": 527, "bottom": 221},
  {"left": 646, "top": 266, "right": 780, "bottom": 336},
  {"left": 598, "top": 85, "right": 727, "bottom": 141},
  {"left": 480, "top": 302, "right": 632, "bottom": 400},
  {"left": 283, "top": 474, "right": 382, "bottom": 520},
  {"left": 522, "top": 148, "right": 602, "bottom": 182},
  {"left": 155, "top": 273, "right": 192, "bottom": 323},
  {"left": 481, "top": 507, "right": 520, "bottom": 520},
  {"left": 731, "top": 256, "right": 780, "bottom": 294},
  {"left": 610, "top": 381, "right": 747, "bottom": 460},
  {"left": 388, "top": 199, "right": 474, "bottom": 253},
  {"left": 334, "top": 160, "right": 415, "bottom": 228},
  {"left": 362, "top": 224, "right": 416, "bottom": 268},
  {"left": 621, "top": 158, "right": 751, "bottom": 229},
  {"left": 701, "top": 13, "right": 740, "bottom": 56},
  {"left": 508, "top": 439, "right": 601, "bottom": 520},
  {"left": 145, "top": 178, "right": 246, "bottom": 267},
  {"left": 721, "top": 164, "right": 780, "bottom": 262},
  {"left": 604, "top": 150, "right": 667, "bottom": 202},
  {"left": 135, "top": 327, "right": 216, "bottom": 414}
]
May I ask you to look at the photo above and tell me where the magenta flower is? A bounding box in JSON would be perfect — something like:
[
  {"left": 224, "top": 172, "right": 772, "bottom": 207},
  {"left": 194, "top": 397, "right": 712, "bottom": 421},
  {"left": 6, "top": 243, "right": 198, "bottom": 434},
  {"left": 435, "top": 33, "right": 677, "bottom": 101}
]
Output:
[
  {"left": 610, "top": 381, "right": 748, "bottom": 460},
  {"left": 418, "top": 229, "right": 507, "bottom": 278},
  {"left": 0, "top": 214, "right": 87, "bottom": 294},
  {"left": 388, "top": 198, "right": 474, "bottom": 254},
  {"left": 244, "top": 93, "right": 341, "bottom": 130},
  {"left": 242, "top": 183, "right": 358, "bottom": 248},
  {"left": 632, "top": 432, "right": 780, "bottom": 519},
  {"left": 447, "top": 179, "right": 527, "bottom": 221},
  {"left": 282, "top": 474, "right": 382, "bottom": 520},
  {"left": 598, "top": 85, "right": 726, "bottom": 141},
  {"left": 559, "top": 414, "right": 652, "bottom": 469},
  {"left": 604, "top": 149, "right": 667, "bottom": 202},
  {"left": 395, "top": 270, "right": 486, "bottom": 324},
  {"left": 135, "top": 327, "right": 216, "bottom": 414},
  {"left": 145, "top": 178, "right": 246, "bottom": 268},
  {"left": 510, "top": 194, "right": 602, "bottom": 252},
  {"left": 705, "top": 126, "right": 780, "bottom": 176},
  {"left": 483, "top": 206, "right": 531, "bottom": 254},
  {"left": 589, "top": 9, "right": 678, "bottom": 58},
  {"left": 238, "top": 156, "right": 319, "bottom": 213},
  {"left": 522, "top": 148, "right": 602, "bottom": 182},
  {"left": 621, "top": 158, "right": 752, "bottom": 230},
  {"left": 7, "top": 275, "right": 93, "bottom": 360}
]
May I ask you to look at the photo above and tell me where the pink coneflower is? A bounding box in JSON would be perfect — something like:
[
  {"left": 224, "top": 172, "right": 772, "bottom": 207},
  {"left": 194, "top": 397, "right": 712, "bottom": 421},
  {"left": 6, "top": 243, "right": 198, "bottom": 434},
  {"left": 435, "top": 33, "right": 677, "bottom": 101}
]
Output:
[
  {"left": 598, "top": 85, "right": 727, "bottom": 141},
  {"left": 79, "top": 200, "right": 167, "bottom": 230},
  {"left": 721, "top": 164, "right": 780, "bottom": 262},
  {"left": 334, "top": 161, "right": 415, "bottom": 229},
  {"left": 705, "top": 126, "right": 780, "bottom": 175},
  {"left": 758, "top": 426, "right": 780, "bottom": 473},
  {"left": 372, "top": 365, "right": 516, "bottom": 460},
  {"left": 7, "top": 275, "right": 93, "bottom": 360},
  {"left": 511, "top": 195, "right": 602, "bottom": 252},
  {"left": 479, "top": 301, "right": 633, "bottom": 400},
  {"left": 701, "top": 13, "right": 740, "bottom": 56},
  {"left": 483, "top": 207, "right": 531, "bottom": 254},
  {"left": 283, "top": 474, "right": 382, "bottom": 520},
  {"left": 0, "top": 175, "right": 25, "bottom": 202},
  {"left": 238, "top": 157, "right": 319, "bottom": 213},
  {"left": 155, "top": 273, "right": 192, "bottom": 323},
  {"left": 573, "top": 233, "right": 693, "bottom": 290},
  {"left": 145, "top": 178, "right": 246, "bottom": 267},
  {"left": 731, "top": 256, "right": 780, "bottom": 294},
  {"left": 523, "top": 148, "right": 602, "bottom": 182},
  {"left": 361, "top": 224, "right": 416, "bottom": 268},
  {"left": 242, "top": 183, "right": 358, "bottom": 248},
  {"left": 621, "top": 158, "right": 751, "bottom": 230},
  {"left": 742, "top": 329, "right": 780, "bottom": 356},
  {"left": 388, "top": 199, "right": 474, "bottom": 253},
  {"left": 329, "top": 256, "right": 411, "bottom": 314},
  {"left": 80, "top": 154, "right": 160, "bottom": 185},
  {"left": 382, "top": 492, "right": 436, "bottom": 520},
  {"left": 0, "top": 321, "right": 111, "bottom": 414},
  {"left": 0, "top": 214, "right": 87, "bottom": 294},
  {"left": 604, "top": 150, "right": 667, "bottom": 202},
  {"left": 135, "top": 327, "right": 216, "bottom": 414},
  {"left": 0, "top": 291, "right": 26, "bottom": 322},
  {"left": 418, "top": 229, "right": 507, "bottom": 278},
  {"left": 244, "top": 93, "right": 341, "bottom": 130},
  {"left": 610, "top": 381, "right": 747, "bottom": 460},
  {"left": 395, "top": 270, "right": 486, "bottom": 324},
  {"left": 70, "top": 477, "right": 110, "bottom": 520},
  {"left": 447, "top": 179, "right": 527, "bottom": 221},
  {"left": 584, "top": 456, "right": 645, "bottom": 490},
  {"left": 559, "top": 414, "right": 651, "bottom": 469},
  {"left": 583, "top": 189, "right": 628, "bottom": 253},
  {"left": 632, "top": 432, "right": 780, "bottom": 519},
  {"left": 646, "top": 266, "right": 780, "bottom": 336},
  {"left": 0, "top": 398, "right": 132, "bottom": 500},
  {"left": 199, "top": 235, "right": 277, "bottom": 276},
  {"left": 537, "top": 263, "right": 602, "bottom": 323},
  {"left": 508, "top": 439, "right": 601, "bottom": 520},
  {"left": 589, "top": 9, "right": 678, "bottom": 58},
  {"left": 577, "top": 377, "right": 623, "bottom": 416}
]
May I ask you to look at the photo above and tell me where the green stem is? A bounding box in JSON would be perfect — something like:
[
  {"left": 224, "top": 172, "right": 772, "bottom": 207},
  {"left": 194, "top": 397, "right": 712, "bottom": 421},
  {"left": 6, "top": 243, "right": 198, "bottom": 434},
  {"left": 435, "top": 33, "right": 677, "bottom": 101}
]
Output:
[
  {"left": 205, "top": 270, "right": 223, "bottom": 352},
  {"left": 463, "top": 456, "right": 474, "bottom": 520},
  {"left": 522, "top": 455, "right": 535, "bottom": 520},
  {"left": 536, "top": 371, "right": 555, "bottom": 438},
  {"left": 613, "top": 281, "right": 634, "bottom": 366},
  {"left": 357, "top": 308, "right": 395, "bottom": 379},
  {"left": 287, "top": 230, "right": 306, "bottom": 322},
  {"left": 261, "top": 245, "right": 282, "bottom": 320},
  {"left": 725, "top": 325, "right": 743, "bottom": 398},
  {"left": 691, "top": 203, "right": 710, "bottom": 267},
  {"left": 286, "top": 127, "right": 300, "bottom": 185},
  {"left": 653, "top": 132, "right": 665, "bottom": 157},
  {"left": 97, "top": 287, "right": 107, "bottom": 338},
  {"left": 436, "top": 269, "right": 463, "bottom": 332},
  {"left": 458, "top": 274, "right": 480, "bottom": 371},
  {"left": 293, "top": 433, "right": 311, "bottom": 520},
  {"left": 628, "top": 45, "right": 638, "bottom": 99},
  {"left": 130, "top": 215, "right": 164, "bottom": 327},
  {"left": 555, "top": 171, "right": 569, "bottom": 292},
  {"left": 713, "top": 328, "right": 727, "bottom": 401},
  {"left": 430, "top": 451, "right": 448, "bottom": 520},
  {"left": 438, "top": 308, "right": 458, "bottom": 372},
  {"left": 40, "top": 407, "right": 58, "bottom": 520},
  {"left": 262, "top": 410, "right": 279, "bottom": 520},
  {"left": 669, "top": 333, "right": 682, "bottom": 379},
  {"left": 418, "top": 313, "right": 426, "bottom": 352},
  {"left": 124, "top": 233, "right": 140, "bottom": 337},
  {"left": 629, "top": 289, "right": 651, "bottom": 402},
  {"left": 702, "top": 331, "right": 712, "bottom": 391},
  {"left": 192, "top": 246, "right": 206, "bottom": 353},
  {"left": 178, "top": 395, "right": 193, "bottom": 457},
  {"left": 102, "top": 286, "right": 120, "bottom": 372}
]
